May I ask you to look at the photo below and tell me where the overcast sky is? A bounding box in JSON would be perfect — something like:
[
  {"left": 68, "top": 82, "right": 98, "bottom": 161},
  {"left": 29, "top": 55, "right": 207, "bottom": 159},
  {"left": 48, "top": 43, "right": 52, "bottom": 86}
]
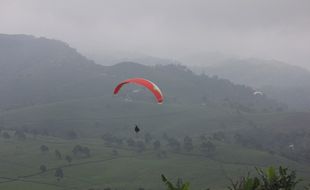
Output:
[{"left": 0, "top": 0, "right": 309, "bottom": 67}]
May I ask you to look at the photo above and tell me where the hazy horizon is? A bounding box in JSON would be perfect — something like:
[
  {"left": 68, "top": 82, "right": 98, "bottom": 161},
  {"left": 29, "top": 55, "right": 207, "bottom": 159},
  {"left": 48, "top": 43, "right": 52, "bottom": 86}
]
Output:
[
  {"left": 1, "top": 2, "right": 310, "bottom": 189},
  {"left": 1, "top": 0, "right": 309, "bottom": 67}
]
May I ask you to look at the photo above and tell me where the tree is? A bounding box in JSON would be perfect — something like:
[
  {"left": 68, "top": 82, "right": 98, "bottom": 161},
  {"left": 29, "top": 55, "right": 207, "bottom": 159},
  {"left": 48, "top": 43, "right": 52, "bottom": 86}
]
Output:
[
  {"left": 153, "top": 140, "right": 161, "bottom": 150},
  {"left": 228, "top": 174, "right": 260, "bottom": 190},
  {"left": 39, "top": 164, "right": 47, "bottom": 173},
  {"left": 200, "top": 141, "right": 216, "bottom": 156},
  {"left": 14, "top": 130, "right": 26, "bottom": 140},
  {"left": 112, "top": 149, "right": 118, "bottom": 156},
  {"left": 40, "top": 145, "right": 49, "bottom": 153},
  {"left": 144, "top": 133, "right": 153, "bottom": 144},
  {"left": 161, "top": 174, "right": 190, "bottom": 190},
  {"left": 183, "top": 136, "right": 194, "bottom": 152},
  {"left": 212, "top": 131, "right": 226, "bottom": 141},
  {"left": 162, "top": 133, "right": 169, "bottom": 140},
  {"left": 257, "top": 166, "right": 301, "bottom": 190},
  {"left": 55, "top": 150, "right": 62, "bottom": 160},
  {"left": 228, "top": 166, "right": 301, "bottom": 190},
  {"left": 55, "top": 168, "right": 64, "bottom": 181},
  {"left": 233, "top": 133, "right": 262, "bottom": 150},
  {"left": 41, "top": 128, "right": 50, "bottom": 136},
  {"left": 30, "top": 128, "right": 38, "bottom": 139},
  {"left": 72, "top": 145, "right": 83, "bottom": 156},
  {"left": 199, "top": 134, "right": 207, "bottom": 141},
  {"left": 167, "top": 138, "right": 181, "bottom": 152},
  {"left": 2, "top": 132, "right": 10, "bottom": 139},
  {"left": 82, "top": 146, "right": 90, "bottom": 157},
  {"left": 72, "top": 145, "right": 90, "bottom": 158},
  {"left": 136, "top": 141, "right": 146, "bottom": 153},
  {"left": 157, "top": 150, "right": 168, "bottom": 159},
  {"left": 65, "top": 130, "right": 78, "bottom": 139},
  {"left": 102, "top": 133, "right": 113, "bottom": 146},
  {"left": 102, "top": 133, "right": 123, "bottom": 146},
  {"left": 160, "top": 167, "right": 303, "bottom": 190},
  {"left": 114, "top": 137, "right": 123, "bottom": 146},
  {"left": 65, "top": 155, "right": 72, "bottom": 164},
  {"left": 127, "top": 138, "right": 136, "bottom": 147}
]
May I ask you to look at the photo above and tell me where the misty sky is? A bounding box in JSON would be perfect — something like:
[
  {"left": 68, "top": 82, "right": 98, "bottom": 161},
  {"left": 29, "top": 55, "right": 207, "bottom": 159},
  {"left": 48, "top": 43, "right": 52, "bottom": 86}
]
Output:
[{"left": 1, "top": 0, "right": 309, "bottom": 67}]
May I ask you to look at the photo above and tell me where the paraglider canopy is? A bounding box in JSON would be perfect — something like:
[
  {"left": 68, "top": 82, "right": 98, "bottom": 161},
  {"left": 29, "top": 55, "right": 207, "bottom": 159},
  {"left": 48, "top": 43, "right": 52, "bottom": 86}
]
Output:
[{"left": 113, "top": 78, "right": 164, "bottom": 104}]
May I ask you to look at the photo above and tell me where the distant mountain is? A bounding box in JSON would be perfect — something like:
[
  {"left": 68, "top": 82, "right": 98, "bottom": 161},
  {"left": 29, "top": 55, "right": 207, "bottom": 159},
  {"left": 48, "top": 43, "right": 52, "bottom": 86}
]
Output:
[
  {"left": 85, "top": 50, "right": 181, "bottom": 66},
  {"left": 0, "top": 34, "right": 106, "bottom": 109},
  {"left": 88, "top": 50, "right": 310, "bottom": 111},
  {"left": 0, "top": 34, "right": 284, "bottom": 112},
  {"left": 179, "top": 52, "right": 238, "bottom": 67},
  {"left": 191, "top": 58, "right": 310, "bottom": 111},
  {"left": 198, "top": 59, "right": 310, "bottom": 87}
]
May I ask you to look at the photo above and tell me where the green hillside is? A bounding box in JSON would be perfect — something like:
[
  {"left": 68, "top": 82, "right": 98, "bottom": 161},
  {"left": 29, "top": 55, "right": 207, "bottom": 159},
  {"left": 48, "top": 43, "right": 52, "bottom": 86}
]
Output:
[
  {"left": 0, "top": 34, "right": 284, "bottom": 112},
  {"left": 191, "top": 58, "right": 310, "bottom": 111},
  {"left": 0, "top": 135, "right": 309, "bottom": 190},
  {"left": 0, "top": 96, "right": 238, "bottom": 137},
  {"left": 0, "top": 97, "right": 310, "bottom": 189}
]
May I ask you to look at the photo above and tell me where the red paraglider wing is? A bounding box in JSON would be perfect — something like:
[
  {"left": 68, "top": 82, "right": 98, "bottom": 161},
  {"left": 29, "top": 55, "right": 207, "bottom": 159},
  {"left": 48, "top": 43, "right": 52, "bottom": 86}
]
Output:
[{"left": 113, "top": 78, "right": 164, "bottom": 103}]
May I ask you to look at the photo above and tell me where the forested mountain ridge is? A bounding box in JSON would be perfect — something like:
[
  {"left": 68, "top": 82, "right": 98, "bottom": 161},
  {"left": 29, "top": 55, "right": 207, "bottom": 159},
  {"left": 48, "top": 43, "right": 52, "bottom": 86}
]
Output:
[{"left": 0, "top": 34, "right": 284, "bottom": 112}]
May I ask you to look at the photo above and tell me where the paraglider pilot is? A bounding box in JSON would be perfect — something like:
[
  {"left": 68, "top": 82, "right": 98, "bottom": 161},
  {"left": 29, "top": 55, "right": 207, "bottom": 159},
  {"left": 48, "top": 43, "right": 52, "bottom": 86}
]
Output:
[{"left": 134, "top": 125, "right": 140, "bottom": 133}]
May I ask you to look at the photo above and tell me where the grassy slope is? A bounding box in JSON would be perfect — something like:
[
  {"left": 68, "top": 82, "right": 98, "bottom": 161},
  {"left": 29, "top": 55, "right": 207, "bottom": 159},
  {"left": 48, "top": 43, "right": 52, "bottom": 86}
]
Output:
[
  {"left": 1, "top": 96, "right": 309, "bottom": 137},
  {"left": 0, "top": 136, "right": 309, "bottom": 190},
  {"left": 0, "top": 96, "right": 242, "bottom": 137},
  {"left": 0, "top": 97, "right": 310, "bottom": 189}
]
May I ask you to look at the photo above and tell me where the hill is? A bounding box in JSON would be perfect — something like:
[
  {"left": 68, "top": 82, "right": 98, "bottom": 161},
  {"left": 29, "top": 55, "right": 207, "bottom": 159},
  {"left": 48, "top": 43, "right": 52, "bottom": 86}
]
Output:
[
  {"left": 191, "top": 58, "right": 310, "bottom": 111},
  {"left": 0, "top": 34, "right": 283, "bottom": 112},
  {"left": 85, "top": 50, "right": 310, "bottom": 111},
  {"left": 84, "top": 50, "right": 181, "bottom": 66},
  {"left": 0, "top": 99, "right": 310, "bottom": 189},
  {"left": 0, "top": 135, "right": 308, "bottom": 190}
]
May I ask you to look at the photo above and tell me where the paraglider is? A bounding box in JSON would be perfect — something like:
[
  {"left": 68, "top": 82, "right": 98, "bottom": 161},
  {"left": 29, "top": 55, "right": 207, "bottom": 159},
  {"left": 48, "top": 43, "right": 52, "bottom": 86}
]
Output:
[
  {"left": 114, "top": 78, "right": 162, "bottom": 134},
  {"left": 113, "top": 78, "right": 164, "bottom": 103}
]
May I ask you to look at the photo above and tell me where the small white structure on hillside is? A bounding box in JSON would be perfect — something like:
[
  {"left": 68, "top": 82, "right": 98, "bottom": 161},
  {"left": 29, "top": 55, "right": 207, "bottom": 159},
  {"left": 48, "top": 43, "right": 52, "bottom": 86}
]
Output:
[
  {"left": 288, "top": 144, "right": 295, "bottom": 150},
  {"left": 253, "top": 91, "right": 264, "bottom": 96}
]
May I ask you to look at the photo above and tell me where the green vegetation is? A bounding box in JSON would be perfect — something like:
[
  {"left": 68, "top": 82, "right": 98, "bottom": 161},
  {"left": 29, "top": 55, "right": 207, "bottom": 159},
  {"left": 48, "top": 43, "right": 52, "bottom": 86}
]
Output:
[
  {"left": 228, "top": 167, "right": 301, "bottom": 190},
  {"left": 0, "top": 131, "right": 308, "bottom": 190},
  {"left": 161, "top": 174, "right": 190, "bottom": 190},
  {"left": 196, "top": 59, "right": 310, "bottom": 111},
  {"left": 0, "top": 97, "right": 310, "bottom": 190},
  {"left": 162, "top": 166, "right": 304, "bottom": 190}
]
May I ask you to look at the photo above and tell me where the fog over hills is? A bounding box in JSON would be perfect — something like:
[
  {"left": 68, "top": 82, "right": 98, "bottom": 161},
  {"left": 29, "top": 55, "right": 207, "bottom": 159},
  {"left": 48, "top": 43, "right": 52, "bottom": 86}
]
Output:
[
  {"left": 192, "top": 58, "right": 310, "bottom": 111},
  {"left": 1, "top": 34, "right": 310, "bottom": 190},
  {"left": 85, "top": 49, "right": 310, "bottom": 111},
  {"left": 1, "top": 1, "right": 310, "bottom": 189},
  {"left": 0, "top": 34, "right": 283, "bottom": 112}
]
